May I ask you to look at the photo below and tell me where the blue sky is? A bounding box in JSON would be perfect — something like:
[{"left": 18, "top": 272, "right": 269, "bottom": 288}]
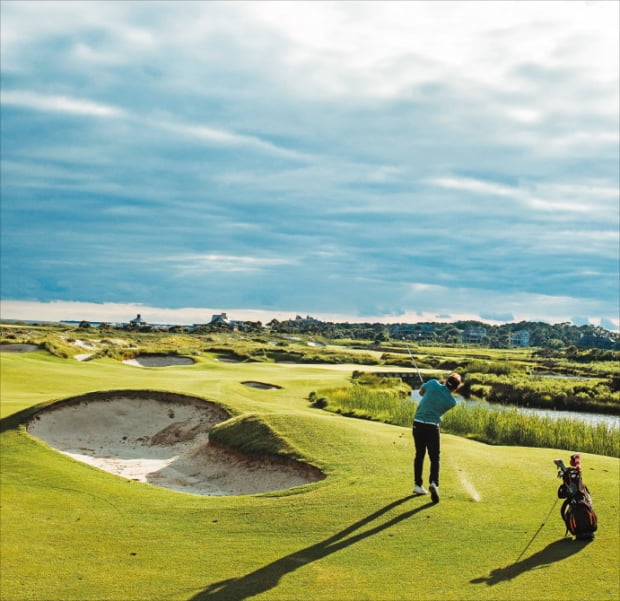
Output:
[{"left": 1, "top": 1, "right": 618, "bottom": 328}]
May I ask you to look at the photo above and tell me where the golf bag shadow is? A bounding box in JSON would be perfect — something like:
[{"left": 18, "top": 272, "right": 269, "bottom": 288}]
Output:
[{"left": 554, "top": 455, "right": 597, "bottom": 541}]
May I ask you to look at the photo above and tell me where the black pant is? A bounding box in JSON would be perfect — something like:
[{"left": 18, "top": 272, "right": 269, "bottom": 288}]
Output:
[{"left": 413, "top": 421, "right": 441, "bottom": 487}]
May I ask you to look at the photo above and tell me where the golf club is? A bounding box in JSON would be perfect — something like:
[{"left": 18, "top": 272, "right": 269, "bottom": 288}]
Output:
[{"left": 406, "top": 344, "right": 424, "bottom": 385}]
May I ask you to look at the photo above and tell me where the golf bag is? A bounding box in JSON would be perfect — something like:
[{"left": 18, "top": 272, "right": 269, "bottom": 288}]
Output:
[{"left": 554, "top": 454, "right": 597, "bottom": 540}]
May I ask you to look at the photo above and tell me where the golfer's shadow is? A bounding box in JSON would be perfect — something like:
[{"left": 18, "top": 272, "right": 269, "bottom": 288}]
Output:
[
  {"left": 471, "top": 538, "right": 591, "bottom": 586},
  {"left": 190, "top": 496, "right": 433, "bottom": 601}
]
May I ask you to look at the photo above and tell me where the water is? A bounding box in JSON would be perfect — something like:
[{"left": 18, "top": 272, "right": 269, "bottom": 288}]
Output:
[
  {"left": 410, "top": 391, "right": 619, "bottom": 429},
  {"left": 514, "top": 405, "right": 619, "bottom": 429},
  {"left": 530, "top": 373, "right": 591, "bottom": 381},
  {"left": 464, "top": 400, "right": 619, "bottom": 430}
]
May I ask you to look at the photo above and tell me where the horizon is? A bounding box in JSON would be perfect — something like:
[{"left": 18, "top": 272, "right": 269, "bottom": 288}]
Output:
[
  {"left": 1, "top": 299, "right": 617, "bottom": 332},
  {"left": 1, "top": 2, "right": 619, "bottom": 330}
]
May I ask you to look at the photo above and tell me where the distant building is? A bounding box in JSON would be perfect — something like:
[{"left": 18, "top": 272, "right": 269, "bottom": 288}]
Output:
[
  {"left": 209, "top": 313, "right": 230, "bottom": 325},
  {"left": 203, "top": 313, "right": 238, "bottom": 330},
  {"left": 462, "top": 327, "right": 487, "bottom": 344},
  {"left": 510, "top": 330, "right": 530, "bottom": 347},
  {"left": 129, "top": 314, "right": 148, "bottom": 328},
  {"left": 389, "top": 324, "right": 435, "bottom": 340}
]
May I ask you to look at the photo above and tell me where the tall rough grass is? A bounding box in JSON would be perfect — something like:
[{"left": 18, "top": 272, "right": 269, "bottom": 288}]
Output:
[
  {"left": 463, "top": 372, "right": 619, "bottom": 414},
  {"left": 317, "top": 384, "right": 620, "bottom": 458}
]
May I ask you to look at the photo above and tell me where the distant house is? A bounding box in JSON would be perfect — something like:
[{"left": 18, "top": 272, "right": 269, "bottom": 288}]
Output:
[
  {"left": 389, "top": 324, "right": 435, "bottom": 340},
  {"left": 462, "top": 327, "right": 487, "bottom": 344},
  {"left": 510, "top": 330, "right": 530, "bottom": 347},
  {"left": 129, "top": 314, "right": 147, "bottom": 328},
  {"left": 209, "top": 313, "right": 230, "bottom": 325},
  {"left": 205, "top": 313, "right": 238, "bottom": 330}
]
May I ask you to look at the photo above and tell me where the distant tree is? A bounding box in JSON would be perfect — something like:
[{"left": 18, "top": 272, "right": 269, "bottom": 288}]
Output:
[
  {"left": 546, "top": 338, "right": 565, "bottom": 350},
  {"left": 238, "top": 321, "right": 263, "bottom": 333},
  {"left": 436, "top": 324, "right": 461, "bottom": 343},
  {"left": 373, "top": 330, "right": 387, "bottom": 344}
]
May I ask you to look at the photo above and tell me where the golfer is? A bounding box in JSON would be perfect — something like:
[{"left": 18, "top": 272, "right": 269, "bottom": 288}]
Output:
[{"left": 412, "top": 373, "right": 462, "bottom": 503}]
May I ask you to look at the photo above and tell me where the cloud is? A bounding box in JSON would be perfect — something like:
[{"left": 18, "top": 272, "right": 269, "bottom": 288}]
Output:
[
  {"left": 0, "top": 1, "right": 617, "bottom": 329},
  {"left": 1, "top": 90, "right": 125, "bottom": 117},
  {"left": 165, "top": 253, "right": 295, "bottom": 275},
  {"left": 480, "top": 312, "right": 515, "bottom": 323},
  {"left": 238, "top": 1, "right": 619, "bottom": 101},
  {"left": 153, "top": 117, "right": 310, "bottom": 161},
  {"left": 1, "top": 89, "right": 308, "bottom": 162},
  {"left": 428, "top": 177, "right": 517, "bottom": 198},
  {"left": 427, "top": 175, "right": 617, "bottom": 216}
]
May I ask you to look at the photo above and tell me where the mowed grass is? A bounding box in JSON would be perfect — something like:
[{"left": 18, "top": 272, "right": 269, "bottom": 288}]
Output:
[{"left": 1, "top": 350, "right": 619, "bottom": 601}]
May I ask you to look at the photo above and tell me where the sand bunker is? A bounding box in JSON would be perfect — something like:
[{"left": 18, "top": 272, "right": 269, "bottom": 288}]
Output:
[
  {"left": 242, "top": 381, "right": 282, "bottom": 390},
  {"left": 73, "top": 339, "right": 97, "bottom": 350},
  {"left": 0, "top": 343, "right": 39, "bottom": 353},
  {"left": 27, "top": 391, "right": 323, "bottom": 496},
  {"left": 123, "top": 355, "right": 195, "bottom": 367}
]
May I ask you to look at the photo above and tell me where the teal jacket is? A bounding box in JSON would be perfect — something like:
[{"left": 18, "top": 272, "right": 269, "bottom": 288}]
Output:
[{"left": 414, "top": 379, "right": 457, "bottom": 425}]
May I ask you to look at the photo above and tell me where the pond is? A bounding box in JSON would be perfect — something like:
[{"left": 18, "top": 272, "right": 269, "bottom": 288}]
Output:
[
  {"left": 410, "top": 391, "right": 619, "bottom": 429},
  {"left": 530, "top": 372, "right": 592, "bottom": 381},
  {"left": 510, "top": 405, "right": 619, "bottom": 429}
]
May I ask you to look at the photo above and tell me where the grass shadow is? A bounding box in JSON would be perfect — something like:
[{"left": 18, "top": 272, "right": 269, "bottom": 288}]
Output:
[
  {"left": 471, "top": 538, "right": 592, "bottom": 586},
  {"left": 190, "top": 496, "right": 433, "bottom": 601}
]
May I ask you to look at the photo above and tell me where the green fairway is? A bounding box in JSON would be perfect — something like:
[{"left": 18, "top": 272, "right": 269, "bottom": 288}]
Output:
[{"left": 1, "top": 349, "right": 618, "bottom": 601}]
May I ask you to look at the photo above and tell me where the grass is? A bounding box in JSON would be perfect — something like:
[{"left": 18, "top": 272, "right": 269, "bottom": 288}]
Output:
[
  {"left": 209, "top": 413, "right": 304, "bottom": 460},
  {"left": 315, "top": 382, "right": 620, "bottom": 457},
  {"left": 1, "top": 347, "right": 619, "bottom": 601}
]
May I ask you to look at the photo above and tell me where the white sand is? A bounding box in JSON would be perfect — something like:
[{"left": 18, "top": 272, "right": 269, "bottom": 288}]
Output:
[
  {"left": 28, "top": 394, "right": 323, "bottom": 496},
  {"left": 73, "top": 339, "right": 97, "bottom": 350}
]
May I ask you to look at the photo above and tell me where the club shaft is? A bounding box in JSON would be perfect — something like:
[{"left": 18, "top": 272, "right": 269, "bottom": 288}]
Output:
[{"left": 406, "top": 344, "right": 424, "bottom": 385}]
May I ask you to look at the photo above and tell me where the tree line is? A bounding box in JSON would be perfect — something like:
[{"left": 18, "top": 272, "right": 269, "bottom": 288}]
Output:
[
  {"left": 70, "top": 315, "right": 618, "bottom": 350},
  {"left": 264, "top": 317, "right": 619, "bottom": 349}
]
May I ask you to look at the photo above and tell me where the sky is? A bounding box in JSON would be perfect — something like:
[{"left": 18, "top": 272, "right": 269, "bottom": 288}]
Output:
[{"left": 1, "top": 1, "right": 619, "bottom": 328}]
